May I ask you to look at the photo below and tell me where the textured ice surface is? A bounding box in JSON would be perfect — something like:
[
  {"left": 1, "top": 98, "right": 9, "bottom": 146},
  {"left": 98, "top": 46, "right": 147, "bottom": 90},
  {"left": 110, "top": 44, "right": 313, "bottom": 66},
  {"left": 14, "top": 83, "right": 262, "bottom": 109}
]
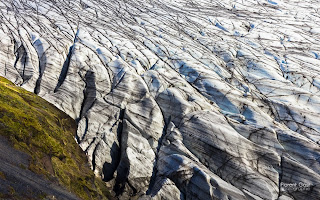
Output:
[{"left": 0, "top": 0, "right": 320, "bottom": 199}]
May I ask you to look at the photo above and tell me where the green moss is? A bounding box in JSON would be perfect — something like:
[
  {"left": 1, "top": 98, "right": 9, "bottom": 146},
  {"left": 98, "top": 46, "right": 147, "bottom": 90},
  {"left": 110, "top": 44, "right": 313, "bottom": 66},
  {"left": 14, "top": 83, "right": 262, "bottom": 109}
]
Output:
[
  {"left": 8, "top": 186, "right": 15, "bottom": 196},
  {"left": 0, "top": 77, "right": 109, "bottom": 200},
  {"left": 0, "top": 171, "right": 5, "bottom": 180},
  {"left": 19, "top": 163, "right": 27, "bottom": 170}
]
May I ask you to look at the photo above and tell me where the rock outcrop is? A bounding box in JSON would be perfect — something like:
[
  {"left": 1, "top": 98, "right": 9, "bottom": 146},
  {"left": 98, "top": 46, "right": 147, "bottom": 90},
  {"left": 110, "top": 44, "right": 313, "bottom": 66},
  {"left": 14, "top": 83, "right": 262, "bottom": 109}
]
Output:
[{"left": 0, "top": 0, "right": 319, "bottom": 199}]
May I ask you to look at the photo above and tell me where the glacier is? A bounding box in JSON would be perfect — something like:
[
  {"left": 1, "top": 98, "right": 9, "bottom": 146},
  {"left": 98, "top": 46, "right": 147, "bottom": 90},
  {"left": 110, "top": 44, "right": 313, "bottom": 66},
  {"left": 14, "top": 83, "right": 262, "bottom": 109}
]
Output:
[{"left": 0, "top": 0, "right": 320, "bottom": 199}]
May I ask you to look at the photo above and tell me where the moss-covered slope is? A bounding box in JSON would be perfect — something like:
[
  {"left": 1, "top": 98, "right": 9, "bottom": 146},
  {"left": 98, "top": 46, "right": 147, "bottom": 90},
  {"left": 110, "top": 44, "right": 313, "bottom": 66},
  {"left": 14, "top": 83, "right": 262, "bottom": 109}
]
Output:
[{"left": 0, "top": 76, "right": 109, "bottom": 199}]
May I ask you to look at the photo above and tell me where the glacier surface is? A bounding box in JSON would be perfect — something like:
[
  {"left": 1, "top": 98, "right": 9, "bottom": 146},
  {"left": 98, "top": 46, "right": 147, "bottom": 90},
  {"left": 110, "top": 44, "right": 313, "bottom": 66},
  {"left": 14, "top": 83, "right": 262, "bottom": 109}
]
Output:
[{"left": 0, "top": 0, "right": 320, "bottom": 199}]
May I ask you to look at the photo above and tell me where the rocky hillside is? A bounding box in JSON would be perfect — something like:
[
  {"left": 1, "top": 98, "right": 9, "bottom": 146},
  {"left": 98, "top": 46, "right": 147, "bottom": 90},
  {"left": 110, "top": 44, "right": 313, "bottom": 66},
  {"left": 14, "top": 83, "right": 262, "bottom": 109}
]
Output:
[
  {"left": 0, "top": 0, "right": 320, "bottom": 199},
  {"left": 0, "top": 77, "right": 109, "bottom": 199}
]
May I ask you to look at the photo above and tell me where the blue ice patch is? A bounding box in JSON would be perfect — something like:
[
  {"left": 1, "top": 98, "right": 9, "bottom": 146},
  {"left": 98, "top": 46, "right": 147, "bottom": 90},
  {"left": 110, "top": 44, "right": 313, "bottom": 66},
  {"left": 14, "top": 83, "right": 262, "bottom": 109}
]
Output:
[
  {"left": 267, "top": 0, "right": 278, "bottom": 5},
  {"left": 264, "top": 50, "right": 279, "bottom": 60},
  {"left": 237, "top": 50, "right": 244, "bottom": 57},
  {"left": 234, "top": 31, "right": 240, "bottom": 36},
  {"left": 280, "top": 37, "right": 284, "bottom": 44},
  {"left": 279, "top": 63, "right": 286, "bottom": 71},
  {"left": 247, "top": 40, "right": 257, "bottom": 47},
  {"left": 215, "top": 23, "right": 228, "bottom": 32},
  {"left": 312, "top": 52, "right": 319, "bottom": 59},
  {"left": 96, "top": 48, "right": 102, "bottom": 54}
]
